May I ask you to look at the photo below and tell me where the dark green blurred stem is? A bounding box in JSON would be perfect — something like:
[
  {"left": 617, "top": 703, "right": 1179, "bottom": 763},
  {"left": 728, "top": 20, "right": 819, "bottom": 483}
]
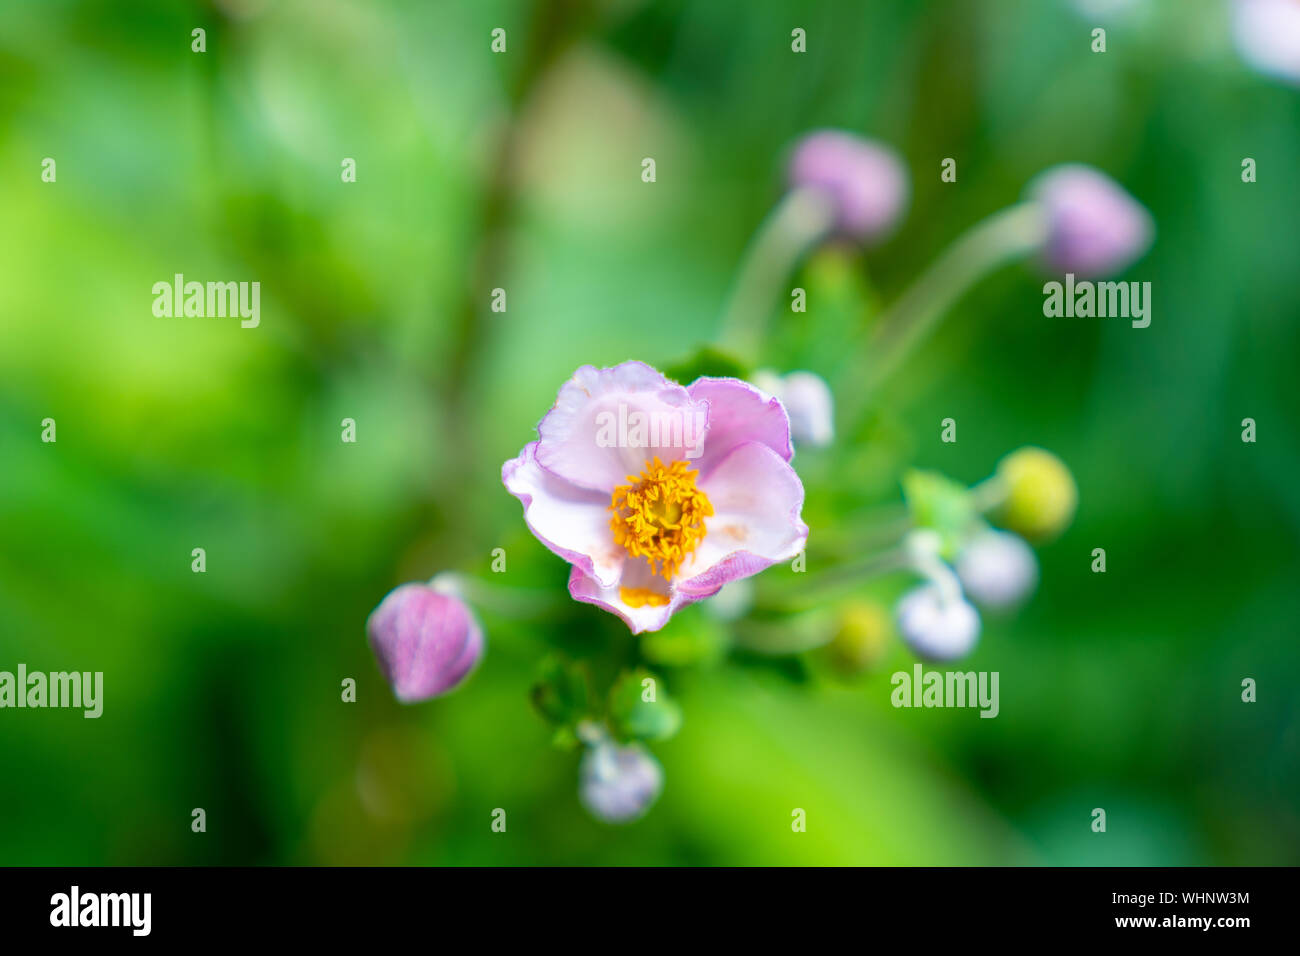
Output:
[
  {"left": 716, "top": 187, "right": 835, "bottom": 365},
  {"left": 733, "top": 609, "right": 838, "bottom": 655},
  {"left": 838, "top": 202, "right": 1047, "bottom": 424},
  {"left": 813, "top": 506, "right": 913, "bottom": 559},
  {"left": 440, "top": 0, "right": 594, "bottom": 511}
]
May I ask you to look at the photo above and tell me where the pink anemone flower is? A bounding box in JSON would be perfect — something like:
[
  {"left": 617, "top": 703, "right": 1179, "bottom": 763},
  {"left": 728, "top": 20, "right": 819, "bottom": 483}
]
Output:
[{"left": 503, "top": 361, "right": 809, "bottom": 633}]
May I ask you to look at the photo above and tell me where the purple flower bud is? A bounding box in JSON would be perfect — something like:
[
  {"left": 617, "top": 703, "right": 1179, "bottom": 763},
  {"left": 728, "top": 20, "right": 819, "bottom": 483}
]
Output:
[
  {"left": 1027, "top": 164, "right": 1154, "bottom": 277},
  {"left": 366, "top": 582, "right": 483, "bottom": 702},
  {"left": 1232, "top": 0, "right": 1300, "bottom": 86},
  {"left": 896, "top": 584, "right": 980, "bottom": 661},
  {"left": 787, "top": 130, "right": 909, "bottom": 242},
  {"left": 579, "top": 741, "right": 663, "bottom": 824}
]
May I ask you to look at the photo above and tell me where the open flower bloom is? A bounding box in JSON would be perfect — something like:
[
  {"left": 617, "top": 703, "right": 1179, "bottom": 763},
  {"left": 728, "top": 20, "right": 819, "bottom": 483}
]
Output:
[{"left": 503, "top": 362, "right": 809, "bottom": 633}]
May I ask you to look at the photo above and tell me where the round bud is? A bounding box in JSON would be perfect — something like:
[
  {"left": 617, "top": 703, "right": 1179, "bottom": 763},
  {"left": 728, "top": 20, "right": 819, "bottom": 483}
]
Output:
[
  {"left": 1232, "top": 0, "right": 1300, "bottom": 86},
  {"left": 895, "top": 584, "right": 981, "bottom": 661},
  {"left": 823, "top": 600, "right": 891, "bottom": 676},
  {"left": 956, "top": 531, "right": 1038, "bottom": 609},
  {"left": 579, "top": 741, "right": 664, "bottom": 824},
  {"left": 1026, "top": 164, "right": 1153, "bottom": 277},
  {"left": 787, "top": 130, "right": 909, "bottom": 243},
  {"left": 992, "top": 447, "right": 1078, "bottom": 542},
  {"left": 366, "top": 582, "right": 484, "bottom": 702}
]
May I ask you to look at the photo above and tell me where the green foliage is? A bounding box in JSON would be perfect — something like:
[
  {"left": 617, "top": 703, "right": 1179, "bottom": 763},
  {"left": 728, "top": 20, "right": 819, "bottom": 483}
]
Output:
[
  {"left": 662, "top": 346, "right": 750, "bottom": 385},
  {"left": 1, "top": 0, "right": 1297, "bottom": 866},
  {"left": 530, "top": 655, "right": 594, "bottom": 743},
  {"left": 901, "top": 469, "right": 978, "bottom": 559},
  {"left": 608, "top": 668, "right": 683, "bottom": 743},
  {"left": 640, "top": 605, "right": 730, "bottom": 668}
]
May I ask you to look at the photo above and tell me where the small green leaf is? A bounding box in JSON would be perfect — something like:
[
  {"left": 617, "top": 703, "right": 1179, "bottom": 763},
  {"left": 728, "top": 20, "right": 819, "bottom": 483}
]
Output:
[
  {"left": 550, "top": 726, "right": 580, "bottom": 751},
  {"left": 641, "top": 605, "right": 729, "bottom": 667},
  {"left": 608, "top": 668, "right": 683, "bottom": 742},
  {"left": 663, "top": 345, "right": 749, "bottom": 385},
  {"left": 901, "top": 469, "right": 977, "bottom": 559},
  {"left": 530, "top": 655, "right": 592, "bottom": 730}
]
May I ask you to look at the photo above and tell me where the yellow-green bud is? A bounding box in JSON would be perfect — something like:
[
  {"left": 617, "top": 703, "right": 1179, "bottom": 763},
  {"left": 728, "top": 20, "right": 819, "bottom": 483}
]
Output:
[
  {"left": 823, "top": 601, "right": 891, "bottom": 676},
  {"left": 992, "top": 447, "right": 1077, "bottom": 541}
]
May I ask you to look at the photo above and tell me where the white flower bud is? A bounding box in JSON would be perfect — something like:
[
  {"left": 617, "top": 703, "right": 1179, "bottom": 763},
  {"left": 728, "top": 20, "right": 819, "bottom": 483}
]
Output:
[
  {"left": 579, "top": 741, "right": 663, "bottom": 824},
  {"left": 956, "top": 531, "right": 1038, "bottom": 609},
  {"left": 895, "top": 584, "right": 980, "bottom": 661},
  {"left": 1233, "top": 0, "right": 1300, "bottom": 86}
]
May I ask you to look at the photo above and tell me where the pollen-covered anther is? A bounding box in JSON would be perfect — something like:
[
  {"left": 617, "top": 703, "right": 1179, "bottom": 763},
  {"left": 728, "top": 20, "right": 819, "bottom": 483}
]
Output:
[{"left": 609, "top": 456, "right": 713, "bottom": 580}]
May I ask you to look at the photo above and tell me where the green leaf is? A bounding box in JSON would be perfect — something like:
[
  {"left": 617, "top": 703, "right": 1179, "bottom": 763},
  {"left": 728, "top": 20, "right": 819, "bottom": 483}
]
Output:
[
  {"left": 529, "top": 655, "right": 593, "bottom": 732},
  {"left": 608, "top": 668, "right": 683, "bottom": 742},
  {"left": 662, "top": 345, "right": 749, "bottom": 385},
  {"left": 901, "top": 469, "right": 977, "bottom": 559},
  {"left": 640, "top": 604, "right": 730, "bottom": 667}
]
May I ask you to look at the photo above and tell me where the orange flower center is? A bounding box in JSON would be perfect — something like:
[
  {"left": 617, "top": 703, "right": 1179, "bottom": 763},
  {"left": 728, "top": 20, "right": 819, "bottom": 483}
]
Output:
[{"left": 609, "top": 456, "right": 713, "bottom": 583}]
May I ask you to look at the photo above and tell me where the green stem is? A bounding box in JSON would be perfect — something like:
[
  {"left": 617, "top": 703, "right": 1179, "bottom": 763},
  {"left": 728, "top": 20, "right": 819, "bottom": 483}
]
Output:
[
  {"left": 431, "top": 572, "right": 564, "bottom": 619},
  {"left": 838, "top": 201, "right": 1047, "bottom": 423},
  {"left": 970, "top": 474, "right": 1008, "bottom": 513},
  {"left": 812, "top": 506, "right": 913, "bottom": 559},
  {"left": 733, "top": 610, "right": 838, "bottom": 655},
  {"left": 757, "top": 547, "right": 908, "bottom": 612},
  {"left": 717, "top": 187, "right": 835, "bottom": 364}
]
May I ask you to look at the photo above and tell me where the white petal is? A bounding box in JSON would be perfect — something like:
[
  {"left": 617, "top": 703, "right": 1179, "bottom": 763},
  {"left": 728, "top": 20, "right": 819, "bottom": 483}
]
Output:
[{"left": 502, "top": 442, "right": 625, "bottom": 588}]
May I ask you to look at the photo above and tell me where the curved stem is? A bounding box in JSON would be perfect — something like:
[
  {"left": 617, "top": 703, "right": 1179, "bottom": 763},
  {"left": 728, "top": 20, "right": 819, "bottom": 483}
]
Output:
[
  {"left": 970, "top": 474, "right": 1008, "bottom": 513},
  {"left": 838, "top": 201, "right": 1047, "bottom": 423},
  {"left": 757, "top": 547, "right": 908, "bottom": 612},
  {"left": 431, "top": 572, "right": 565, "bottom": 619},
  {"left": 717, "top": 187, "right": 835, "bottom": 363},
  {"left": 733, "top": 610, "right": 838, "bottom": 654}
]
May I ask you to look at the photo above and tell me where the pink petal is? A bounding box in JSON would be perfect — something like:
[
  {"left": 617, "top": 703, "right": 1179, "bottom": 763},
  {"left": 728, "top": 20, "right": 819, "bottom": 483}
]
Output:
[
  {"left": 687, "top": 377, "right": 793, "bottom": 479},
  {"left": 536, "top": 362, "right": 711, "bottom": 493},
  {"left": 366, "top": 584, "right": 484, "bottom": 702},
  {"left": 502, "top": 441, "right": 625, "bottom": 588},
  {"left": 568, "top": 563, "right": 697, "bottom": 634},
  {"left": 677, "top": 441, "right": 809, "bottom": 594}
]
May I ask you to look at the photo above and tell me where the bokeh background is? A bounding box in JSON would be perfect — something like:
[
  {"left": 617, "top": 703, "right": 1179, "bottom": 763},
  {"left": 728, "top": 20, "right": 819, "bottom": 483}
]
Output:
[{"left": 2, "top": 0, "right": 1298, "bottom": 865}]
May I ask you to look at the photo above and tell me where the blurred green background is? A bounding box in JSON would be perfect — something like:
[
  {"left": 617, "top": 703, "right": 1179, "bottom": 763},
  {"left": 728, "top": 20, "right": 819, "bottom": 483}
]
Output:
[{"left": 1, "top": 0, "right": 1297, "bottom": 865}]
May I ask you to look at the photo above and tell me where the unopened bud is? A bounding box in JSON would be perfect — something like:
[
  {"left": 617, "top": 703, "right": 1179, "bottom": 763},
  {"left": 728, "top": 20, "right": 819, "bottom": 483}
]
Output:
[
  {"left": 992, "top": 447, "right": 1078, "bottom": 542},
  {"left": 956, "top": 531, "right": 1038, "bottom": 609},
  {"left": 1026, "top": 164, "right": 1153, "bottom": 277},
  {"left": 579, "top": 741, "right": 663, "bottom": 824},
  {"left": 787, "top": 130, "right": 909, "bottom": 243},
  {"left": 823, "top": 600, "right": 891, "bottom": 676},
  {"left": 1232, "top": 0, "right": 1300, "bottom": 86},
  {"left": 895, "top": 584, "right": 980, "bottom": 661},
  {"left": 366, "top": 582, "right": 484, "bottom": 702}
]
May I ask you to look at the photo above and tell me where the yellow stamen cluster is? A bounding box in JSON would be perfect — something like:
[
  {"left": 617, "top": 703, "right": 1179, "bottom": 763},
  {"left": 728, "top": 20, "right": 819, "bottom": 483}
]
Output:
[
  {"left": 609, "top": 456, "right": 713, "bottom": 580},
  {"left": 618, "top": 587, "right": 671, "bottom": 608}
]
